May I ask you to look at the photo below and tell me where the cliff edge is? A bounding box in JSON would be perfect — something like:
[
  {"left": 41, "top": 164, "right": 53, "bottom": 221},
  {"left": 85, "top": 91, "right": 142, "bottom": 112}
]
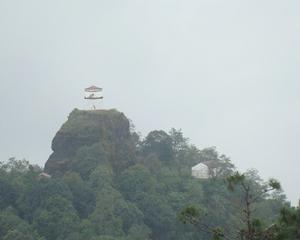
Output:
[{"left": 44, "top": 109, "right": 135, "bottom": 177}]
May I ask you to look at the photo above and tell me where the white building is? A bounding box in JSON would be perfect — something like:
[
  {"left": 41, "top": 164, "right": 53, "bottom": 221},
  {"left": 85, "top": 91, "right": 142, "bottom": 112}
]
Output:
[
  {"left": 39, "top": 172, "right": 52, "bottom": 178},
  {"left": 191, "top": 161, "right": 218, "bottom": 179}
]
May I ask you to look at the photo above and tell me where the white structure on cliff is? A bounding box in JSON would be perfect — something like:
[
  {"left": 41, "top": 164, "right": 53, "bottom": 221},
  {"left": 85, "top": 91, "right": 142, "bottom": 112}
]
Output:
[
  {"left": 191, "top": 161, "right": 218, "bottom": 179},
  {"left": 84, "top": 85, "right": 103, "bottom": 110}
]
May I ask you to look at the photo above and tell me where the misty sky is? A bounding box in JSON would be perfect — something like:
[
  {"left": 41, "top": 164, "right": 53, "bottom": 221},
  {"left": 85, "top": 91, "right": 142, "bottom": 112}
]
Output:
[{"left": 0, "top": 0, "right": 299, "bottom": 204}]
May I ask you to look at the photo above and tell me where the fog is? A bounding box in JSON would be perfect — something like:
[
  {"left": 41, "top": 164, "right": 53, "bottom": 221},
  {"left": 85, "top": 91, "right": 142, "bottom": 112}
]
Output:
[{"left": 0, "top": 0, "right": 299, "bottom": 204}]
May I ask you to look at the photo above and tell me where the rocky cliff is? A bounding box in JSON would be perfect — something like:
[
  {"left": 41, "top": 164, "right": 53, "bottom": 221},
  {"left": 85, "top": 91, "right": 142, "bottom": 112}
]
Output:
[{"left": 44, "top": 109, "right": 135, "bottom": 177}]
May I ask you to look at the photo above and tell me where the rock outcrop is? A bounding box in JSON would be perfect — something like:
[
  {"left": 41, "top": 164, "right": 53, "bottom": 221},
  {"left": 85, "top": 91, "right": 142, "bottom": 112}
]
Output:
[{"left": 44, "top": 109, "right": 135, "bottom": 177}]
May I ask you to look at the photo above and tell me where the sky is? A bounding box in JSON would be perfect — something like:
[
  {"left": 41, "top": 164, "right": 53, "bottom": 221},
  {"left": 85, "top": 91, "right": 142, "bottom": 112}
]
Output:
[{"left": 0, "top": 0, "right": 299, "bottom": 205}]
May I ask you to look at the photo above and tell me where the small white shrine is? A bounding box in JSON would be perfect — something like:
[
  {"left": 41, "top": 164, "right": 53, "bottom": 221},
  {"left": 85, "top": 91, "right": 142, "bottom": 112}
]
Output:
[
  {"left": 192, "top": 163, "right": 210, "bottom": 179},
  {"left": 191, "top": 161, "right": 218, "bottom": 179}
]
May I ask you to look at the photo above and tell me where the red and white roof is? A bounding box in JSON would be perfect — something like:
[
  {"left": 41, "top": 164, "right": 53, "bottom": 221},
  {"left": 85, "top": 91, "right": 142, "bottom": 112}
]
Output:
[{"left": 85, "top": 85, "right": 102, "bottom": 92}]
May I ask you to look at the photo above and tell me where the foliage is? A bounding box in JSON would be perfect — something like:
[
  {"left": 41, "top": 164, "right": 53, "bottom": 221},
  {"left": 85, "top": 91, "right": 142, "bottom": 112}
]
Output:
[
  {"left": 0, "top": 110, "right": 294, "bottom": 240},
  {"left": 276, "top": 205, "right": 300, "bottom": 239},
  {"left": 180, "top": 170, "right": 287, "bottom": 240}
]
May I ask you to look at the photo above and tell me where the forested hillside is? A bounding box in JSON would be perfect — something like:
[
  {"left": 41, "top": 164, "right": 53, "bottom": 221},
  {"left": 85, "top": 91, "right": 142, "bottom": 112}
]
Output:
[{"left": 0, "top": 109, "right": 297, "bottom": 240}]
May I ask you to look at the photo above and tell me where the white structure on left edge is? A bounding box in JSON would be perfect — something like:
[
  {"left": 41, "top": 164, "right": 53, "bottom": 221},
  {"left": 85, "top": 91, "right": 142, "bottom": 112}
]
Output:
[
  {"left": 39, "top": 172, "right": 51, "bottom": 178},
  {"left": 191, "top": 161, "right": 218, "bottom": 179}
]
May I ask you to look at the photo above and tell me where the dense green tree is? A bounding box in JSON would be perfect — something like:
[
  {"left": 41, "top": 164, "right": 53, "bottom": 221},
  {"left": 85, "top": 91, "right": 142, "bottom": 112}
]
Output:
[
  {"left": 63, "top": 172, "right": 96, "bottom": 218},
  {"left": 18, "top": 177, "right": 73, "bottom": 222},
  {"left": 126, "top": 224, "right": 151, "bottom": 240},
  {"left": 33, "top": 196, "right": 79, "bottom": 240},
  {"left": 276, "top": 205, "right": 300, "bottom": 239},
  {"left": 0, "top": 121, "right": 295, "bottom": 240},
  {"left": 71, "top": 143, "right": 109, "bottom": 179},
  {"left": 119, "top": 164, "right": 156, "bottom": 201},
  {"left": 142, "top": 130, "right": 174, "bottom": 162},
  {"left": 0, "top": 208, "right": 43, "bottom": 240},
  {"left": 88, "top": 187, "right": 125, "bottom": 237},
  {"left": 89, "top": 165, "right": 114, "bottom": 191},
  {"left": 180, "top": 171, "right": 284, "bottom": 240},
  {"left": 169, "top": 128, "right": 189, "bottom": 154},
  {"left": 0, "top": 175, "right": 17, "bottom": 209}
]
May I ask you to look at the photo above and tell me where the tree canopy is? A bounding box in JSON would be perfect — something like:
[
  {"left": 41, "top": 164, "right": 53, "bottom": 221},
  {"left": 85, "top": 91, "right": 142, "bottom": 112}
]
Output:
[{"left": 0, "top": 110, "right": 295, "bottom": 240}]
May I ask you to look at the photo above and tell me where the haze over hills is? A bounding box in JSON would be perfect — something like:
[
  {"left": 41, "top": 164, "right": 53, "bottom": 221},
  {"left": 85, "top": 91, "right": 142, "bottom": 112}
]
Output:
[
  {"left": 1, "top": 0, "right": 300, "bottom": 205},
  {"left": 1, "top": 1, "right": 300, "bottom": 239},
  {"left": 0, "top": 108, "right": 298, "bottom": 240}
]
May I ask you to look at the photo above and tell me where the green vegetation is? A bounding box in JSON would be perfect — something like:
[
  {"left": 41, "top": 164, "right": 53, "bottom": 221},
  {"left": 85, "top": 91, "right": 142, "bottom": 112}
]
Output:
[
  {"left": 179, "top": 171, "right": 291, "bottom": 239},
  {"left": 0, "top": 110, "right": 297, "bottom": 240}
]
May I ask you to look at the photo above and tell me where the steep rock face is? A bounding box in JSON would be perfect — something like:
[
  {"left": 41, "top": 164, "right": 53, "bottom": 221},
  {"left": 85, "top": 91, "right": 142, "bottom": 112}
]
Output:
[{"left": 44, "top": 109, "right": 135, "bottom": 177}]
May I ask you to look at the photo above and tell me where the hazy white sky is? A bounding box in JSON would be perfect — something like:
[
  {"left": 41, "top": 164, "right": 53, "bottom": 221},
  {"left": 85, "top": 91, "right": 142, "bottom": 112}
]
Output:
[{"left": 0, "top": 0, "right": 299, "bottom": 204}]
